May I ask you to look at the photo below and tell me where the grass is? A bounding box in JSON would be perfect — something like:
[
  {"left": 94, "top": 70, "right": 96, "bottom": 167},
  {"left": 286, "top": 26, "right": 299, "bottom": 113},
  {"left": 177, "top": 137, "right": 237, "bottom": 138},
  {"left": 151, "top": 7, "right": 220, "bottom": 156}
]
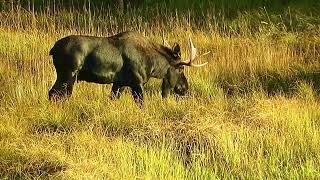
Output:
[{"left": 0, "top": 2, "right": 320, "bottom": 179}]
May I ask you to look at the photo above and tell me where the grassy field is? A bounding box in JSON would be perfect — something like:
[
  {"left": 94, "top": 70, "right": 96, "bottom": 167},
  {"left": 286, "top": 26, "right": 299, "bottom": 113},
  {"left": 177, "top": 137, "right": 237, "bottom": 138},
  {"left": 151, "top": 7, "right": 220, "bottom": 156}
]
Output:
[{"left": 0, "top": 1, "right": 320, "bottom": 179}]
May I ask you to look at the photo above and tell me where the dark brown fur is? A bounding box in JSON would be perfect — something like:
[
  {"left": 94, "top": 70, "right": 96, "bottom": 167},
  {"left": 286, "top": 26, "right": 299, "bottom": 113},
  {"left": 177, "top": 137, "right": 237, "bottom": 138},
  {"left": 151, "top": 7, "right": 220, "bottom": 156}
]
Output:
[{"left": 49, "top": 31, "right": 188, "bottom": 105}]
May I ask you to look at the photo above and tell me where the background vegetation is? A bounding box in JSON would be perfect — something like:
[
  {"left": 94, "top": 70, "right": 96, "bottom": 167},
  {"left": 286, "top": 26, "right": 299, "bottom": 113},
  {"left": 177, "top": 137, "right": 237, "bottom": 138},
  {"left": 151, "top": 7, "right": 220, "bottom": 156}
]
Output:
[{"left": 0, "top": 0, "right": 320, "bottom": 179}]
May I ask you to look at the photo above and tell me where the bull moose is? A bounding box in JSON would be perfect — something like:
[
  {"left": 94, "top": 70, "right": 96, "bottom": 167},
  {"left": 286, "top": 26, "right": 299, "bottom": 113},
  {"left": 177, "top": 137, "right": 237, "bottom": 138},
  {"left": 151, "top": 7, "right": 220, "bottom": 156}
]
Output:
[{"left": 49, "top": 31, "right": 209, "bottom": 105}]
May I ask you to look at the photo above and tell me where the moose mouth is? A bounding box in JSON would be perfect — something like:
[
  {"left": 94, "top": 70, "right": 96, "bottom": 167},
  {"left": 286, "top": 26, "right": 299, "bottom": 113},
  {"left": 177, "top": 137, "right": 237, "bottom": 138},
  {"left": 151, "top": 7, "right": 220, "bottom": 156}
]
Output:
[{"left": 174, "top": 86, "right": 187, "bottom": 96}]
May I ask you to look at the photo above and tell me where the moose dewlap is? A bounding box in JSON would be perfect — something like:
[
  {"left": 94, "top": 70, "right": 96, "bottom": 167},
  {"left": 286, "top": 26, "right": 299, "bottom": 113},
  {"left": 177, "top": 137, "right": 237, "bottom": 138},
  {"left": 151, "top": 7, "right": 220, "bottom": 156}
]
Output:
[{"left": 49, "top": 31, "right": 208, "bottom": 105}]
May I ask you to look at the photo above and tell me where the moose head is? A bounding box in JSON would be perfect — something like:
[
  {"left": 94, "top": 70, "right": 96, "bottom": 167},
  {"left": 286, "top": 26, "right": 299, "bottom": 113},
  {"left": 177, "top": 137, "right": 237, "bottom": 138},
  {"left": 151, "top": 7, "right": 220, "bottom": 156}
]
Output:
[{"left": 162, "top": 36, "right": 210, "bottom": 97}]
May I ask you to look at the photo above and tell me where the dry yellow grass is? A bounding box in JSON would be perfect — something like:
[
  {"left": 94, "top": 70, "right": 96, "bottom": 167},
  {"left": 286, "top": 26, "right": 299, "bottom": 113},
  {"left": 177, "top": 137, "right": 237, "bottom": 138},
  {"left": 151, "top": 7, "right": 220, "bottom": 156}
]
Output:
[{"left": 0, "top": 5, "right": 320, "bottom": 179}]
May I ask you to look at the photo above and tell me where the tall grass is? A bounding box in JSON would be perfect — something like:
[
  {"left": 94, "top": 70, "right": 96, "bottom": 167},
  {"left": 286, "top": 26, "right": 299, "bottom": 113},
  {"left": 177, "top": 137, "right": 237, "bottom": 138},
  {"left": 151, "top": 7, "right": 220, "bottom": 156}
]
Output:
[
  {"left": 1, "top": 0, "right": 319, "bottom": 34},
  {"left": 0, "top": 2, "right": 320, "bottom": 179}
]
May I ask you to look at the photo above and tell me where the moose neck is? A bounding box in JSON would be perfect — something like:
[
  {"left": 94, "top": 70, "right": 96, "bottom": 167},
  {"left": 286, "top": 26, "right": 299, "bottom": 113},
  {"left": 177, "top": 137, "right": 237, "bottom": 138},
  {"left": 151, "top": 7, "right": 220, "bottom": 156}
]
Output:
[{"left": 146, "top": 44, "right": 177, "bottom": 79}]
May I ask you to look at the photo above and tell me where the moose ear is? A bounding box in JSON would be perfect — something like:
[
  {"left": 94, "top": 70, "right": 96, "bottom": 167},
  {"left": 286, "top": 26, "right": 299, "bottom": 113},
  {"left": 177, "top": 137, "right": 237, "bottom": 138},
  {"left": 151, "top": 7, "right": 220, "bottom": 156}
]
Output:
[{"left": 172, "top": 43, "right": 181, "bottom": 54}]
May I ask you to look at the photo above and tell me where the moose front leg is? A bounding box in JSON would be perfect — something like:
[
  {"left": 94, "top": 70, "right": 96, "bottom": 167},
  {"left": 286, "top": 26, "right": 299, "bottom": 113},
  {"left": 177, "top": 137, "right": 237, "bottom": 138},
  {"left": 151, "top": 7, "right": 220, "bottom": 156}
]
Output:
[
  {"left": 110, "top": 84, "right": 125, "bottom": 100},
  {"left": 162, "top": 69, "right": 178, "bottom": 98},
  {"left": 131, "top": 84, "right": 144, "bottom": 106},
  {"left": 161, "top": 78, "right": 171, "bottom": 98}
]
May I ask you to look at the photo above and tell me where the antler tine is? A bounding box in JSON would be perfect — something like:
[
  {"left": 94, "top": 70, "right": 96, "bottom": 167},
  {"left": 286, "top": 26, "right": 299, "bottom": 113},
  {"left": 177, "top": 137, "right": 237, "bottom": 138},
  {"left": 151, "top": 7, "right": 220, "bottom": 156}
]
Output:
[
  {"left": 179, "top": 36, "right": 196, "bottom": 64},
  {"left": 162, "top": 31, "right": 170, "bottom": 47},
  {"left": 177, "top": 35, "right": 210, "bottom": 67},
  {"left": 188, "top": 36, "right": 197, "bottom": 62},
  {"left": 183, "top": 36, "right": 210, "bottom": 67},
  {"left": 190, "top": 51, "right": 211, "bottom": 67}
]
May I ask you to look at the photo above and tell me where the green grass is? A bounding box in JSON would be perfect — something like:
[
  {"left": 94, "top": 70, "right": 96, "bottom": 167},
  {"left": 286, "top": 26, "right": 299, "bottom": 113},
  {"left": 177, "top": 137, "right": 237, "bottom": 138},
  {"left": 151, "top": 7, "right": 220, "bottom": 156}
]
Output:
[{"left": 0, "top": 2, "right": 320, "bottom": 179}]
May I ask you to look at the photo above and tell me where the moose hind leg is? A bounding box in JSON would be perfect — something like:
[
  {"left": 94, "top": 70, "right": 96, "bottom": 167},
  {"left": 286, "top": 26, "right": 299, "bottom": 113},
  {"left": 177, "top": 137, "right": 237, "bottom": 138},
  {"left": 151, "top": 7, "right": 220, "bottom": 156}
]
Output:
[
  {"left": 131, "top": 84, "right": 144, "bottom": 106},
  {"left": 49, "top": 70, "right": 76, "bottom": 101}
]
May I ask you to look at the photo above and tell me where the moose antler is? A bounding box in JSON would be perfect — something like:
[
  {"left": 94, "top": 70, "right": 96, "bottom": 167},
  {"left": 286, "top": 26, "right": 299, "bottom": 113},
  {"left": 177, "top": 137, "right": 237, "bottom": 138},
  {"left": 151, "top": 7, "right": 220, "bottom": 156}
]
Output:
[
  {"left": 162, "top": 32, "right": 170, "bottom": 47},
  {"left": 178, "top": 36, "right": 210, "bottom": 67}
]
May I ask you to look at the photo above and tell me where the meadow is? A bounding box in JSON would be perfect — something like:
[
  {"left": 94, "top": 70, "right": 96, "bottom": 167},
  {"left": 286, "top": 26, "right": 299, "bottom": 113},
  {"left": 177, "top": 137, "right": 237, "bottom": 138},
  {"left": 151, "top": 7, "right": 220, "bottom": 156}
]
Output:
[{"left": 0, "top": 1, "right": 320, "bottom": 179}]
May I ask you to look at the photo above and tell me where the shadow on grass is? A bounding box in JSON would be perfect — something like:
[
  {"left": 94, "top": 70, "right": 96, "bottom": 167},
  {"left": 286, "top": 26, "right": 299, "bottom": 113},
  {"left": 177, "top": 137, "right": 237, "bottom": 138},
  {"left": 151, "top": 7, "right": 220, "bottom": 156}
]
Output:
[
  {"left": 31, "top": 122, "right": 73, "bottom": 135},
  {"left": 95, "top": 104, "right": 215, "bottom": 167},
  {"left": 28, "top": 115, "right": 75, "bottom": 135},
  {"left": 219, "top": 69, "right": 320, "bottom": 96},
  {"left": 0, "top": 148, "right": 66, "bottom": 179}
]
